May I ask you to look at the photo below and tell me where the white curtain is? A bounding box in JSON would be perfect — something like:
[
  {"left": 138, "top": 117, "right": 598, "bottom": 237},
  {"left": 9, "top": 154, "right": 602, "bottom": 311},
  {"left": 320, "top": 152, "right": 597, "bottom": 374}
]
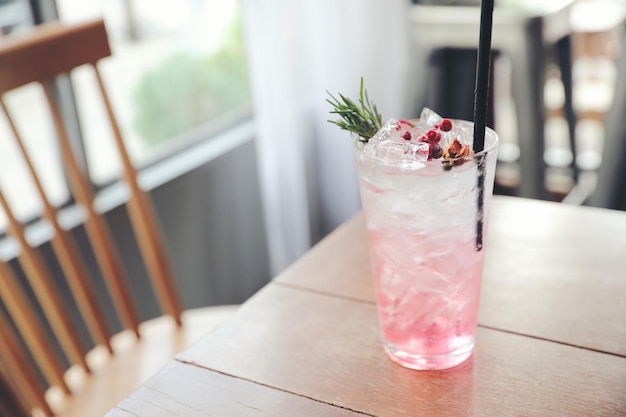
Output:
[{"left": 242, "top": 0, "right": 413, "bottom": 275}]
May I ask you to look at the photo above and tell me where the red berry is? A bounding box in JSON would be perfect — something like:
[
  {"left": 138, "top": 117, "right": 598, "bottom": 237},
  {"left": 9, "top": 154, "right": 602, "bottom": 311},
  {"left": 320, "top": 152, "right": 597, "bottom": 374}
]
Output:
[
  {"left": 402, "top": 131, "right": 411, "bottom": 140},
  {"left": 418, "top": 135, "right": 429, "bottom": 143},
  {"left": 426, "top": 129, "right": 441, "bottom": 143},
  {"left": 430, "top": 144, "right": 443, "bottom": 159},
  {"left": 440, "top": 119, "right": 453, "bottom": 132}
]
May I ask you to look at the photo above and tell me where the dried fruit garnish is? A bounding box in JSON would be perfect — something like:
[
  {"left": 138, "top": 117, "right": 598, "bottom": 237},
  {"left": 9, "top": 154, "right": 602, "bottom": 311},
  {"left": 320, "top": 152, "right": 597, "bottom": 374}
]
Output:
[{"left": 442, "top": 138, "right": 473, "bottom": 169}]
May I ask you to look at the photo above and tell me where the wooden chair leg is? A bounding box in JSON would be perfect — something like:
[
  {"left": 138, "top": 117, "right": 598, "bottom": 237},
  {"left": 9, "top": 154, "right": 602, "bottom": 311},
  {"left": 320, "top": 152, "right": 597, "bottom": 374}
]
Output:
[
  {"left": 556, "top": 35, "right": 578, "bottom": 183},
  {"left": 0, "top": 188, "right": 89, "bottom": 374},
  {"left": 0, "top": 310, "right": 54, "bottom": 416},
  {"left": 0, "top": 259, "right": 70, "bottom": 394},
  {"left": 0, "top": 369, "right": 36, "bottom": 417}
]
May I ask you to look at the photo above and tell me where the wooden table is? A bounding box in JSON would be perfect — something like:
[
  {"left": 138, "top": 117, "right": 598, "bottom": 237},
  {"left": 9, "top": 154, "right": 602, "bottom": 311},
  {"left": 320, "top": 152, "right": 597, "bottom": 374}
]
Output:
[{"left": 107, "top": 196, "right": 626, "bottom": 416}]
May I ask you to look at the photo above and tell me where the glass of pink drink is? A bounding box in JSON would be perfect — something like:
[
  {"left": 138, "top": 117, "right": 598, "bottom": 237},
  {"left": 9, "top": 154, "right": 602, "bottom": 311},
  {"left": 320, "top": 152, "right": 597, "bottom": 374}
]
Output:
[{"left": 354, "top": 116, "right": 499, "bottom": 370}]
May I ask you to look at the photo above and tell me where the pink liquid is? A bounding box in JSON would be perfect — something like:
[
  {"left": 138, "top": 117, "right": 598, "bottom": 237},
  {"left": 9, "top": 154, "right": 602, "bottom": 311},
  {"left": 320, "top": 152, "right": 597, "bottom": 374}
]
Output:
[
  {"left": 367, "top": 226, "right": 485, "bottom": 370},
  {"left": 353, "top": 120, "right": 499, "bottom": 370}
]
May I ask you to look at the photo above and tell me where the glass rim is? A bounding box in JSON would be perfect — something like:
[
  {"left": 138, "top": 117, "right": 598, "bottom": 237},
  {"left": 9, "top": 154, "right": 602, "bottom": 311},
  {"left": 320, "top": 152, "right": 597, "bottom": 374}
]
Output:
[{"left": 352, "top": 119, "right": 499, "bottom": 167}]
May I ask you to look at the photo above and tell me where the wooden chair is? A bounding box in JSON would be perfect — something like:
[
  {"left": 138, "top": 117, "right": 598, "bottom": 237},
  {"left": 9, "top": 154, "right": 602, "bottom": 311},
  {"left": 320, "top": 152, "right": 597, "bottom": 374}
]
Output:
[{"left": 0, "top": 19, "right": 238, "bottom": 416}]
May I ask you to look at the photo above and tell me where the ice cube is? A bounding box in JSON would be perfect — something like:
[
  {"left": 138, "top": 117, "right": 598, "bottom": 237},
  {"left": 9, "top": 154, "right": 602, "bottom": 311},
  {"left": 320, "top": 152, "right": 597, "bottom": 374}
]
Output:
[
  {"left": 364, "top": 119, "right": 430, "bottom": 164},
  {"left": 374, "top": 140, "right": 430, "bottom": 162},
  {"left": 416, "top": 107, "right": 474, "bottom": 149},
  {"left": 453, "top": 122, "right": 474, "bottom": 147},
  {"left": 418, "top": 107, "right": 443, "bottom": 129},
  {"left": 367, "top": 119, "right": 414, "bottom": 144}
]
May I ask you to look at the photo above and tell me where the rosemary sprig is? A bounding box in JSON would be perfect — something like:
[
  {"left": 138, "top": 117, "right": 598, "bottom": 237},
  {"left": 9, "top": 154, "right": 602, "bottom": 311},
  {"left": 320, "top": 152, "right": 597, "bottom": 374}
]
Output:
[{"left": 326, "top": 78, "right": 382, "bottom": 142}]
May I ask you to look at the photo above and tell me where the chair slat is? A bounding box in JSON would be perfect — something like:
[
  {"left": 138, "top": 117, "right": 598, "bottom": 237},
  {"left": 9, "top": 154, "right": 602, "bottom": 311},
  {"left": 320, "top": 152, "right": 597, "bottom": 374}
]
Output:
[
  {"left": 0, "top": 19, "right": 111, "bottom": 94},
  {"left": 43, "top": 81, "right": 142, "bottom": 339},
  {"left": 0, "top": 260, "right": 70, "bottom": 394},
  {"left": 94, "top": 67, "right": 183, "bottom": 325},
  {"left": 0, "top": 99, "right": 114, "bottom": 355},
  {"left": 0, "top": 189, "right": 90, "bottom": 373},
  {"left": 0, "top": 369, "right": 33, "bottom": 417},
  {"left": 0, "top": 309, "right": 54, "bottom": 417}
]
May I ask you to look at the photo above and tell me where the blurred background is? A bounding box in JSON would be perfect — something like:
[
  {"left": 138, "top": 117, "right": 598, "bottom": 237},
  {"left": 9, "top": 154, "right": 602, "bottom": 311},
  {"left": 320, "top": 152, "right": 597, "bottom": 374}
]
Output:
[{"left": 0, "top": 0, "right": 625, "bottom": 310}]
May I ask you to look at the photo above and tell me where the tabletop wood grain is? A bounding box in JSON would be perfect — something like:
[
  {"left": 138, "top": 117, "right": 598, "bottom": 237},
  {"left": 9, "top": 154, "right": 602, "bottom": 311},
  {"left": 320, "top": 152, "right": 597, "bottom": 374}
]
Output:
[
  {"left": 108, "top": 196, "right": 626, "bottom": 416},
  {"left": 109, "top": 361, "right": 364, "bottom": 417},
  {"left": 176, "top": 285, "right": 626, "bottom": 417}
]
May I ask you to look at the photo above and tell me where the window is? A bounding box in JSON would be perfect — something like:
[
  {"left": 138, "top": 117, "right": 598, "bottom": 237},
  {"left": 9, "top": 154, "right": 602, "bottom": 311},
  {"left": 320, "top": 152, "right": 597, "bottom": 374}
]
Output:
[
  {"left": 0, "top": 83, "right": 70, "bottom": 228},
  {"left": 0, "top": 0, "right": 250, "bottom": 232},
  {"left": 57, "top": 0, "right": 251, "bottom": 184}
]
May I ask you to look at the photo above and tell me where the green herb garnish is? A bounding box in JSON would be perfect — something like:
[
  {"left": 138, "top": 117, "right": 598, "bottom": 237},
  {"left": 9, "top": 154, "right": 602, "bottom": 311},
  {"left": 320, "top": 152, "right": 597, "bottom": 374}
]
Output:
[{"left": 326, "top": 77, "right": 382, "bottom": 142}]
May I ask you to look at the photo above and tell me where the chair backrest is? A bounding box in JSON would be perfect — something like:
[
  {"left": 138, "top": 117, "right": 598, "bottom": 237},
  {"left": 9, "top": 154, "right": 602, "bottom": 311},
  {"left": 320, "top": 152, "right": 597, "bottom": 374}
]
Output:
[{"left": 0, "top": 19, "right": 183, "bottom": 416}]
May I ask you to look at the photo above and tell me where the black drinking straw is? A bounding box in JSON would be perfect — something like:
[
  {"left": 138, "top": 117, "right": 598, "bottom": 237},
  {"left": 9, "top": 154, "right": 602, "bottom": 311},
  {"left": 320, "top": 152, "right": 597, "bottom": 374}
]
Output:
[{"left": 472, "top": 0, "right": 494, "bottom": 251}]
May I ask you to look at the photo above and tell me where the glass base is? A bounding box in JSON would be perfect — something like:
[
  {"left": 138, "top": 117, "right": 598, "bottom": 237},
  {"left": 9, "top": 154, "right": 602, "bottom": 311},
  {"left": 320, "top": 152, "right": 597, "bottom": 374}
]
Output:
[{"left": 383, "top": 341, "right": 474, "bottom": 370}]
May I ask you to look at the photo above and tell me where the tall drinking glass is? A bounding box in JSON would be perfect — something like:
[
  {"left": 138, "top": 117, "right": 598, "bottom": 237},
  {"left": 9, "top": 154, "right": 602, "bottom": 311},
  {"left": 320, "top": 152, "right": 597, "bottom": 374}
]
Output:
[{"left": 354, "top": 119, "right": 499, "bottom": 370}]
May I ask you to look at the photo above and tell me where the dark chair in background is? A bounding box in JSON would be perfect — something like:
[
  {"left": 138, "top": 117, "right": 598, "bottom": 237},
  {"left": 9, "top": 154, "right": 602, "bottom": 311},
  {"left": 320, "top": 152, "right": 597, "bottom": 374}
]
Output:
[{"left": 407, "top": 0, "right": 578, "bottom": 199}]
